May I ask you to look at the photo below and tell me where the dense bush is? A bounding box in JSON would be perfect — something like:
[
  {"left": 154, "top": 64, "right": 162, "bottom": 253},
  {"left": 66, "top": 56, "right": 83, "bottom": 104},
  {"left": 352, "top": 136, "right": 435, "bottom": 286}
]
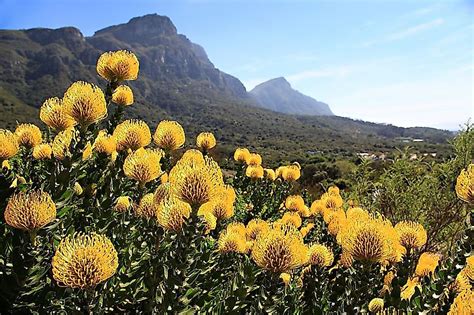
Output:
[{"left": 0, "top": 51, "right": 472, "bottom": 314}]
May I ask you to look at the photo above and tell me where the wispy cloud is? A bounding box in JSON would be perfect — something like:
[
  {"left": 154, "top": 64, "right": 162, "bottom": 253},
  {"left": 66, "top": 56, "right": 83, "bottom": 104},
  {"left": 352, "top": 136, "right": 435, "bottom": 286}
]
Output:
[
  {"left": 387, "top": 18, "right": 444, "bottom": 41},
  {"left": 287, "top": 66, "right": 354, "bottom": 82}
]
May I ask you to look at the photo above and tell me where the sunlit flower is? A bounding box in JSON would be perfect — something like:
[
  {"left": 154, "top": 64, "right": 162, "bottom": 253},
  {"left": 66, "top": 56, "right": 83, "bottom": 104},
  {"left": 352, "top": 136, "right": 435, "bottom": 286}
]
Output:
[
  {"left": 246, "top": 165, "right": 264, "bottom": 179},
  {"left": 52, "top": 128, "right": 75, "bottom": 160},
  {"left": 15, "top": 124, "right": 42, "bottom": 148},
  {"left": 321, "top": 192, "right": 343, "bottom": 210},
  {"left": 156, "top": 196, "right": 192, "bottom": 232},
  {"left": 380, "top": 270, "right": 396, "bottom": 295},
  {"left": 226, "top": 222, "right": 247, "bottom": 237},
  {"left": 453, "top": 270, "right": 472, "bottom": 293},
  {"left": 285, "top": 195, "right": 310, "bottom": 217},
  {"left": 114, "top": 196, "right": 131, "bottom": 212},
  {"left": 169, "top": 154, "right": 224, "bottom": 206},
  {"left": 200, "top": 211, "right": 217, "bottom": 233},
  {"left": 455, "top": 164, "right": 474, "bottom": 204},
  {"left": 97, "top": 50, "right": 139, "bottom": 82},
  {"left": 180, "top": 149, "right": 205, "bottom": 164},
  {"left": 123, "top": 148, "right": 163, "bottom": 186},
  {"left": 113, "top": 120, "right": 151, "bottom": 151},
  {"left": 327, "top": 210, "right": 347, "bottom": 236},
  {"left": 82, "top": 142, "right": 93, "bottom": 161},
  {"left": 395, "top": 221, "right": 427, "bottom": 250},
  {"left": 448, "top": 289, "right": 474, "bottom": 315},
  {"left": 93, "top": 130, "right": 117, "bottom": 155},
  {"left": 234, "top": 148, "right": 251, "bottom": 163},
  {"left": 281, "top": 165, "right": 301, "bottom": 181},
  {"left": 264, "top": 168, "right": 276, "bottom": 181},
  {"left": 308, "top": 244, "right": 334, "bottom": 267},
  {"left": 154, "top": 182, "right": 171, "bottom": 205},
  {"left": 112, "top": 85, "right": 134, "bottom": 106},
  {"left": 339, "top": 250, "right": 354, "bottom": 268},
  {"left": 2, "top": 160, "right": 10, "bottom": 170},
  {"left": 400, "top": 277, "right": 420, "bottom": 301},
  {"left": 0, "top": 129, "right": 19, "bottom": 161},
  {"left": 32, "top": 144, "right": 52, "bottom": 160},
  {"left": 62, "top": 81, "right": 107, "bottom": 126},
  {"left": 52, "top": 232, "right": 118, "bottom": 289},
  {"left": 153, "top": 120, "right": 185, "bottom": 151},
  {"left": 415, "top": 252, "right": 440, "bottom": 277},
  {"left": 300, "top": 223, "right": 315, "bottom": 238},
  {"left": 280, "top": 273, "right": 291, "bottom": 286},
  {"left": 310, "top": 200, "right": 325, "bottom": 216},
  {"left": 280, "top": 212, "right": 302, "bottom": 228},
  {"left": 246, "top": 153, "right": 262, "bottom": 166},
  {"left": 218, "top": 229, "right": 248, "bottom": 254},
  {"left": 134, "top": 193, "right": 157, "bottom": 219},
  {"left": 4, "top": 190, "right": 56, "bottom": 231},
  {"left": 196, "top": 132, "right": 216, "bottom": 150},
  {"left": 368, "top": 298, "right": 384, "bottom": 313},
  {"left": 246, "top": 219, "right": 270, "bottom": 241},
  {"left": 465, "top": 255, "right": 474, "bottom": 280},
  {"left": 198, "top": 186, "right": 235, "bottom": 220},
  {"left": 252, "top": 224, "right": 308, "bottom": 273},
  {"left": 346, "top": 207, "right": 370, "bottom": 221},
  {"left": 328, "top": 186, "right": 340, "bottom": 196},
  {"left": 40, "top": 97, "right": 76, "bottom": 131}
]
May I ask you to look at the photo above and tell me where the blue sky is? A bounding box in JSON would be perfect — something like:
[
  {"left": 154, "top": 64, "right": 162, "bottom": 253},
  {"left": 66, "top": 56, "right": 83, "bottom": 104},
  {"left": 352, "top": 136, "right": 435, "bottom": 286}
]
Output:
[{"left": 0, "top": 0, "right": 472, "bottom": 130}]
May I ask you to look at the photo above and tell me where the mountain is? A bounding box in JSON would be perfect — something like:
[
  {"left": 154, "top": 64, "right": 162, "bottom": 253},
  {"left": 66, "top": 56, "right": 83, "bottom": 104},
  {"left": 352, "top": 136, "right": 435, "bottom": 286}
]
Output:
[
  {"left": 250, "top": 77, "right": 333, "bottom": 116},
  {"left": 0, "top": 14, "right": 453, "bottom": 163}
]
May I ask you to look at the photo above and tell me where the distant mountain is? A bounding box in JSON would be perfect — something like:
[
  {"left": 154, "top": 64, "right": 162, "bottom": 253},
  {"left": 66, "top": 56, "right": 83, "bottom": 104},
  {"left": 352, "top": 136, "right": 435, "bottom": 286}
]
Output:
[
  {"left": 250, "top": 77, "right": 333, "bottom": 116},
  {"left": 0, "top": 14, "right": 453, "bottom": 162}
]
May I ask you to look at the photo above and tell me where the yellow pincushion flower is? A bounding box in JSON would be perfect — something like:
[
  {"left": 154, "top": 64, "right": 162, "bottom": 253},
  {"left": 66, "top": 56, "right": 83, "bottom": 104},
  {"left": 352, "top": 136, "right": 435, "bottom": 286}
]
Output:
[
  {"left": 32, "top": 144, "right": 52, "bottom": 160},
  {"left": 368, "top": 298, "right": 384, "bottom": 313},
  {"left": 280, "top": 273, "right": 291, "bottom": 286},
  {"left": 246, "top": 219, "right": 270, "bottom": 241},
  {"left": 97, "top": 50, "right": 139, "bottom": 82},
  {"left": 153, "top": 120, "right": 185, "bottom": 151},
  {"left": 197, "top": 186, "right": 235, "bottom": 220},
  {"left": 246, "top": 153, "right": 262, "bottom": 166},
  {"left": 264, "top": 168, "right": 276, "bottom": 181},
  {"left": 0, "top": 129, "right": 19, "bottom": 161},
  {"left": 327, "top": 210, "right": 347, "bottom": 236},
  {"left": 154, "top": 182, "right": 171, "bottom": 205},
  {"left": 321, "top": 192, "right": 343, "bottom": 210},
  {"left": 300, "top": 223, "right": 315, "bottom": 238},
  {"left": 280, "top": 211, "right": 302, "bottom": 228},
  {"left": 246, "top": 165, "right": 264, "bottom": 179},
  {"left": 52, "top": 233, "right": 118, "bottom": 289},
  {"left": 448, "top": 289, "right": 474, "bottom": 315},
  {"left": 401, "top": 277, "right": 420, "bottom": 301},
  {"left": 169, "top": 154, "right": 224, "bottom": 206},
  {"left": 218, "top": 230, "right": 248, "bottom": 254},
  {"left": 328, "top": 186, "right": 340, "bottom": 196},
  {"left": 453, "top": 270, "right": 472, "bottom": 293},
  {"left": 4, "top": 190, "right": 56, "bottom": 231},
  {"left": 226, "top": 222, "right": 247, "bottom": 237},
  {"left": 455, "top": 164, "right": 474, "bottom": 204},
  {"left": 281, "top": 165, "right": 301, "bottom": 181},
  {"left": 112, "top": 85, "right": 134, "bottom": 106},
  {"left": 308, "top": 244, "right": 334, "bottom": 267},
  {"left": 233, "top": 147, "right": 250, "bottom": 163},
  {"left": 62, "top": 81, "right": 107, "bottom": 126},
  {"left": 415, "top": 252, "right": 440, "bottom": 277},
  {"left": 134, "top": 193, "right": 157, "bottom": 219},
  {"left": 114, "top": 196, "right": 131, "bottom": 212},
  {"left": 310, "top": 200, "right": 325, "bottom": 216},
  {"left": 156, "top": 196, "right": 192, "bottom": 232},
  {"left": 285, "top": 195, "right": 310, "bottom": 217},
  {"left": 196, "top": 132, "right": 216, "bottom": 150},
  {"left": 113, "top": 120, "right": 151, "bottom": 151},
  {"left": 15, "top": 124, "right": 42, "bottom": 148},
  {"left": 339, "top": 250, "right": 354, "bottom": 268},
  {"left": 465, "top": 255, "right": 474, "bottom": 280},
  {"left": 52, "top": 128, "right": 75, "bottom": 160},
  {"left": 395, "top": 221, "right": 427, "bottom": 250},
  {"left": 123, "top": 148, "right": 163, "bottom": 186},
  {"left": 40, "top": 97, "right": 76, "bottom": 131},
  {"left": 252, "top": 224, "right": 308, "bottom": 273},
  {"left": 346, "top": 207, "right": 370, "bottom": 221},
  {"left": 93, "top": 130, "right": 117, "bottom": 155}
]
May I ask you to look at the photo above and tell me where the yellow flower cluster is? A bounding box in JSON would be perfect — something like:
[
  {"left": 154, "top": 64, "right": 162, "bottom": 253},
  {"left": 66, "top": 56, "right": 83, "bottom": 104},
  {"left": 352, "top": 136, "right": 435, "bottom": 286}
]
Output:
[
  {"left": 455, "top": 164, "right": 474, "bottom": 204},
  {"left": 123, "top": 148, "right": 163, "bottom": 186},
  {"left": 15, "top": 124, "right": 42, "bottom": 148},
  {"left": 153, "top": 120, "right": 185, "bottom": 151},
  {"left": 113, "top": 120, "right": 151, "bottom": 151},
  {"left": 63, "top": 81, "right": 107, "bottom": 126},
  {"left": 0, "top": 129, "right": 19, "bottom": 161},
  {"left": 97, "top": 50, "right": 139, "bottom": 82},
  {"left": 196, "top": 132, "right": 216, "bottom": 150}
]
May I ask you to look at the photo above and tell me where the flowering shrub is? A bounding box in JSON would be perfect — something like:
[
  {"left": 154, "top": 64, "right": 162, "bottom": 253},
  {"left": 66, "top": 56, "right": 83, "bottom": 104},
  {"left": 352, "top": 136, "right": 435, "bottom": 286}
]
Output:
[{"left": 0, "top": 50, "right": 472, "bottom": 314}]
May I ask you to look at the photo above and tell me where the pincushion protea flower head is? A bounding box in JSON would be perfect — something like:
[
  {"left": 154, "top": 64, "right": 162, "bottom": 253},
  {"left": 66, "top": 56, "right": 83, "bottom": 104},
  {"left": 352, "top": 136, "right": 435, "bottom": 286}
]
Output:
[
  {"left": 113, "top": 120, "right": 151, "bottom": 151},
  {"left": 321, "top": 192, "right": 343, "bottom": 210},
  {"left": 233, "top": 147, "right": 250, "bottom": 163},
  {"left": 218, "top": 228, "right": 248, "bottom": 254},
  {"left": 197, "top": 185, "right": 235, "bottom": 220},
  {"left": 264, "top": 168, "right": 276, "bottom": 181},
  {"left": 153, "top": 120, "right": 185, "bottom": 151},
  {"left": 415, "top": 252, "right": 441, "bottom": 277},
  {"left": 154, "top": 182, "right": 171, "bottom": 205},
  {"left": 169, "top": 153, "right": 224, "bottom": 206},
  {"left": 97, "top": 50, "right": 139, "bottom": 82},
  {"left": 281, "top": 165, "right": 301, "bottom": 181},
  {"left": 0, "top": 129, "right": 19, "bottom": 161},
  {"left": 134, "top": 193, "right": 157, "bottom": 219},
  {"left": 401, "top": 277, "right": 420, "bottom": 301},
  {"left": 279, "top": 211, "right": 302, "bottom": 228},
  {"left": 310, "top": 200, "right": 325, "bottom": 216},
  {"left": 285, "top": 195, "right": 310, "bottom": 217},
  {"left": 52, "top": 233, "right": 118, "bottom": 289},
  {"left": 196, "top": 132, "right": 216, "bottom": 150},
  {"left": 112, "top": 85, "right": 134, "bottom": 106},
  {"left": 15, "top": 124, "right": 42, "bottom": 148},
  {"left": 4, "top": 190, "right": 56, "bottom": 231},
  {"left": 40, "top": 97, "right": 76, "bottom": 131},
  {"left": 123, "top": 148, "right": 163, "bottom": 186},
  {"left": 308, "top": 244, "right": 334, "bottom": 267},
  {"left": 62, "top": 81, "right": 107, "bottom": 126},
  {"left": 246, "top": 219, "right": 270, "bottom": 241},
  {"left": 395, "top": 221, "right": 427, "bottom": 250},
  {"left": 93, "top": 130, "right": 117, "bottom": 155},
  {"left": 368, "top": 298, "right": 384, "bottom": 313},
  {"left": 300, "top": 223, "right": 315, "bottom": 238},
  {"left": 455, "top": 164, "right": 474, "bottom": 204},
  {"left": 251, "top": 224, "right": 308, "bottom": 273},
  {"left": 32, "top": 143, "right": 52, "bottom": 160},
  {"left": 52, "top": 128, "right": 75, "bottom": 160},
  {"left": 246, "top": 153, "right": 262, "bottom": 166},
  {"left": 246, "top": 165, "right": 264, "bottom": 179},
  {"left": 156, "top": 196, "right": 192, "bottom": 232},
  {"left": 448, "top": 289, "right": 474, "bottom": 315}
]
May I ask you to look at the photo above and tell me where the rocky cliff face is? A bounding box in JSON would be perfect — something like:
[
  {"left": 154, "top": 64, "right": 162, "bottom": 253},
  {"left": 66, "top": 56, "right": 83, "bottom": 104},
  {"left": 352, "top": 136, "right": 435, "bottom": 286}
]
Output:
[{"left": 249, "top": 77, "right": 333, "bottom": 116}]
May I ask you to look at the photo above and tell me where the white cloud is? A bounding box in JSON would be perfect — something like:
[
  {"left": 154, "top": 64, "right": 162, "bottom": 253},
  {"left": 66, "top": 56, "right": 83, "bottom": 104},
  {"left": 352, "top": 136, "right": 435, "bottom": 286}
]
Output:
[
  {"left": 287, "top": 65, "right": 355, "bottom": 82},
  {"left": 387, "top": 18, "right": 444, "bottom": 41}
]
